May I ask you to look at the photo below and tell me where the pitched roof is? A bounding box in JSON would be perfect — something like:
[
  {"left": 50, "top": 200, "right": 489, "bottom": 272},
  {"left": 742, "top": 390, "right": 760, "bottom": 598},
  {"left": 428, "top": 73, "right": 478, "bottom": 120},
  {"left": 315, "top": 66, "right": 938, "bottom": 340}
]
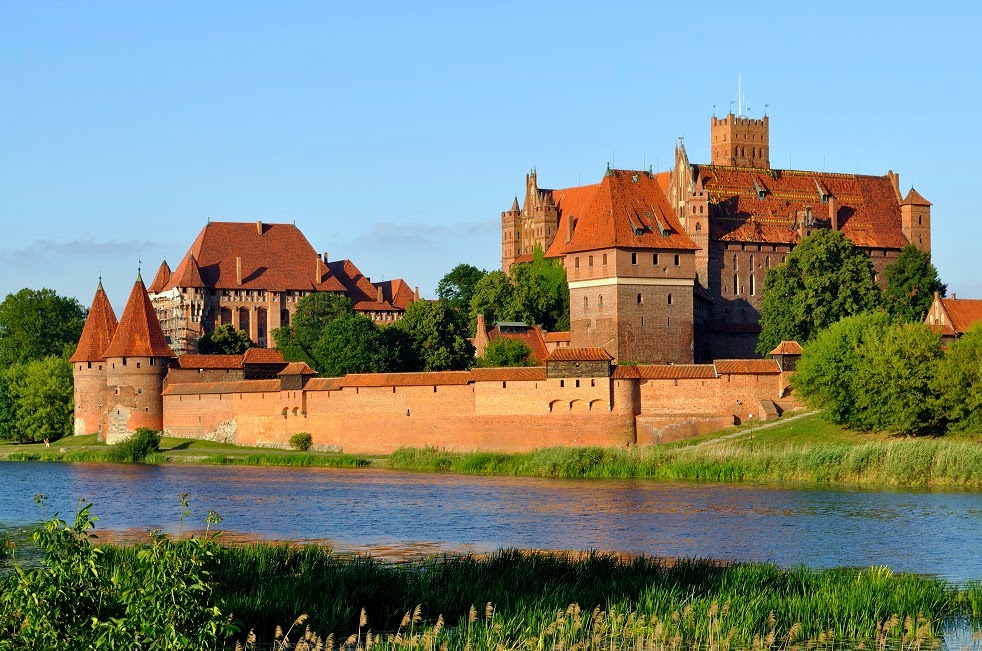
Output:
[
  {"left": 162, "top": 222, "right": 348, "bottom": 292},
  {"left": 940, "top": 298, "right": 982, "bottom": 334},
  {"left": 376, "top": 278, "right": 417, "bottom": 310},
  {"left": 70, "top": 281, "right": 119, "bottom": 363},
  {"left": 327, "top": 259, "right": 401, "bottom": 312},
  {"left": 304, "top": 377, "right": 343, "bottom": 391},
  {"left": 469, "top": 367, "right": 547, "bottom": 382},
  {"left": 543, "top": 331, "right": 571, "bottom": 343},
  {"left": 162, "top": 380, "right": 280, "bottom": 396},
  {"left": 173, "top": 354, "right": 243, "bottom": 369},
  {"left": 103, "top": 276, "right": 175, "bottom": 358},
  {"left": 901, "top": 187, "right": 932, "bottom": 206},
  {"left": 278, "top": 362, "right": 318, "bottom": 376},
  {"left": 696, "top": 167, "right": 910, "bottom": 249},
  {"left": 769, "top": 341, "right": 803, "bottom": 356},
  {"left": 242, "top": 347, "right": 286, "bottom": 365},
  {"left": 543, "top": 170, "right": 699, "bottom": 257},
  {"left": 713, "top": 359, "right": 781, "bottom": 375},
  {"left": 148, "top": 261, "right": 172, "bottom": 294},
  {"left": 613, "top": 364, "right": 718, "bottom": 380},
  {"left": 486, "top": 324, "right": 550, "bottom": 364},
  {"left": 339, "top": 371, "right": 473, "bottom": 388},
  {"left": 546, "top": 347, "right": 614, "bottom": 362}
]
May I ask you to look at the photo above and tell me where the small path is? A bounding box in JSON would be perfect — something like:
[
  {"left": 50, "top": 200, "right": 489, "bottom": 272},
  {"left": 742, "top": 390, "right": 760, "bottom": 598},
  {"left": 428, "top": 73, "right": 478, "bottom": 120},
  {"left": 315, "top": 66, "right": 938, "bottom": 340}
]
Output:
[{"left": 690, "top": 410, "right": 817, "bottom": 448}]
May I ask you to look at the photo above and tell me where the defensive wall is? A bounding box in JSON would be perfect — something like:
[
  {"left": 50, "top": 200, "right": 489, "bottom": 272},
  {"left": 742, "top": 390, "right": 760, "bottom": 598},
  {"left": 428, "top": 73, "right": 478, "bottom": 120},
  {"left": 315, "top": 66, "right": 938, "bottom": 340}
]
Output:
[{"left": 161, "top": 359, "right": 798, "bottom": 454}]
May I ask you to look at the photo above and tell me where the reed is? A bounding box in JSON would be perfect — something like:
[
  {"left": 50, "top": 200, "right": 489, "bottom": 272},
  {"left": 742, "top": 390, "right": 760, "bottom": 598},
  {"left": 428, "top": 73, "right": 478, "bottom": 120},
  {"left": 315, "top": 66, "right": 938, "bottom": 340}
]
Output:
[
  {"left": 200, "top": 453, "right": 370, "bottom": 468},
  {"left": 387, "top": 439, "right": 982, "bottom": 488}
]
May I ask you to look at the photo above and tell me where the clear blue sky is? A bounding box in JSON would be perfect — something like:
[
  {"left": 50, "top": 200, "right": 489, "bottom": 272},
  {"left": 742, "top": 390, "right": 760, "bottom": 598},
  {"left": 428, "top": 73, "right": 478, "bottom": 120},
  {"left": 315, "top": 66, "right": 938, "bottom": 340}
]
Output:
[{"left": 2, "top": 1, "right": 979, "bottom": 313}]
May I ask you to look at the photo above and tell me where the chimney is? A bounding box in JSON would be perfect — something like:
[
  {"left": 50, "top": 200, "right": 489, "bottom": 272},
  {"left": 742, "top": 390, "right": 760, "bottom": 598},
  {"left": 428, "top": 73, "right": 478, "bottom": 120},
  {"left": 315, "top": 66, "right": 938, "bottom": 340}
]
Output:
[
  {"left": 377, "top": 286, "right": 383, "bottom": 303},
  {"left": 887, "top": 171, "right": 902, "bottom": 202},
  {"left": 566, "top": 216, "right": 574, "bottom": 243},
  {"left": 316, "top": 255, "right": 323, "bottom": 284},
  {"left": 322, "top": 251, "right": 328, "bottom": 263},
  {"left": 829, "top": 195, "right": 838, "bottom": 231},
  {"left": 256, "top": 221, "right": 263, "bottom": 236},
  {"left": 952, "top": 293, "right": 957, "bottom": 300},
  {"left": 236, "top": 256, "right": 243, "bottom": 285},
  {"left": 476, "top": 313, "right": 486, "bottom": 336},
  {"left": 414, "top": 286, "right": 420, "bottom": 301}
]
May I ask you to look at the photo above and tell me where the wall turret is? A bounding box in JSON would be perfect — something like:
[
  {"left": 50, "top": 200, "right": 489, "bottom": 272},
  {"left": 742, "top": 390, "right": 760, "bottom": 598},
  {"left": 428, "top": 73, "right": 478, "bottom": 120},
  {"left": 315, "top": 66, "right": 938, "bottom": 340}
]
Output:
[
  {"left": 900, "top": 187, "right": 932, "bottom": 253},
  {"left": 102, "top": 271, "right": 175, "bottom": 444},
  {"left": 501, "top": 196, "right": 521, "bottom": 272},
  {"left": 70, "top": 279, "right": 118, "bottom": 437}
]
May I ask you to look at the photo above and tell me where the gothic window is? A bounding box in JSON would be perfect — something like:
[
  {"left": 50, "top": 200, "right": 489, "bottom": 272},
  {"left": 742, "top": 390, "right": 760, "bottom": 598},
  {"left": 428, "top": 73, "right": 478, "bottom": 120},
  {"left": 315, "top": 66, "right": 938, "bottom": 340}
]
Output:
[
  {"left": 765, "top": 256, "right": 770, "bottom": 268},
  {"left": 575, "top": 257, "right": 580, "bottom": 269},
  {"left": 695, "top": 222, "right": 702, "bottom": 231},
  {"left": 599, "top": 295, "right": 603, "bottom": 310},
  {"left": 588, "top": 255, "right": 593, "bottom": 267},
  {"left": 637, "top": 293, "right": 643, "bottom": 304},
  {"left": 750, "top": 255, "right": 754, "bottom": 268},
  {"left": 918, "top": 216, "right": 922, "bottom": 225},
  {"left": 733, "top": 274, "right": 739, "bottom": 295},
  {"left": 583, "top": 296, "right": 588, "bottom": 309},
  {"left": 631, "top": 253, "right": 638, "bottom": 265},
  {"left": 750, "top": 275, "right": 756, "bottom": 296},
  {"left": 733, "top": 254, "right": 737, "bottom": 268}
]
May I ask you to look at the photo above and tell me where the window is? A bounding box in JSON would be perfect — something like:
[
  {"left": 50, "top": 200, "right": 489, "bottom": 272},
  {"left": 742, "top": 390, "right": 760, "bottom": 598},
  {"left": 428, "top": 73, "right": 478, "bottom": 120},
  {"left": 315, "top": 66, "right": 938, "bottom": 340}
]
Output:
[
  {"left": 631, "top": 252, "right": 638, "bottom": 265},
  {"left": 674, "top": 254, "right": 680, "bottom": 266},
  {"left": 750, "top": 255, "right": 754, "bottom": 268},
  {"left": 765, "top": 256, "right": 770, "bottom": 269},
  {"left": 667, "top": 316, "right": 671, "bottom": 327},
  {"left": 653, "top": 253, "right": 659, "bottom": 265},
  {"left": 750, "top": 275, "right": 756, "bottom": 296},
  {"left": 641, "top": 316, "right": 645, "bottom": 326},
  {"left": 583, "top": 296, "right": 588, "bottom": 309},
  {"left": 575, "top": 257, "right": 580, "bottom": 269},
  {"left": 575, "top": 380, "right": 580, "bottom": 388},
  {"left": 598, "top": 295, "right": 603, "bottom": 309},
  {"left": 560, "top": 380, "right": 565, "bottom": 387},
  {"left": 695, "top": 222, "right": 702, "bottom": 231},
  {"left": 733, "top": 274, "right": 739, "bottom": 294},
  {"left": 602, "top": 253, "right": 607, "bottom": 265},
  {"left": 591, "top": 379, "right": 596, "bottom": 387},
  {"left": 588, "top": 255, "right": 593, "bottom": 267},
  {"left": 918, "top": 215, "right": 922, "bottom": 225},
  {"left": 667, "top": 293, "right": 673, "bottom": 305},
  {"left": 733, "top": 254, "right": 738, "bottom": 268},
  {"left": 637, "top": 293, "right": 643, "bottom": 304}
]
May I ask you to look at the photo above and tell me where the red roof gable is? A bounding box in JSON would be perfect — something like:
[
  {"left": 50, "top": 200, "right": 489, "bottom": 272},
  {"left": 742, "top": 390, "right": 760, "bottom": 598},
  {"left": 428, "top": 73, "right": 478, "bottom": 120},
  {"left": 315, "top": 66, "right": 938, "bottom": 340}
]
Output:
[
  {"left": 104, "top": 276, "right": 175, "bottom": 358},
  {"left": 148, "top": 261, "right": 171, "bottom": 294},
  {"left": 544, "top": 170, "right": 698, "bottom": 257},
  {"left": 940, "top": 298, "right": 982, "bottom": 335},
  {"left": 327, "top": 259, "right": 402, "bottom": 312},
  {"left": 70, "top": 281, "right": 119, "bottom": 363},
  {"left": 242, "top": 347, "right": 286, "bottom": 365},
  {"left": 769, "top": 341, "right": 803, "bottom": 356},
  {"left": 278, "top": 361, "right": 318, "bottom": 376},
  {"left": 376, "top": 278, "right": 417, "bottom": 310},
  {"left": 547, "top": 347, "right": 613, "bottom": 362},
  {"left": 902, "top": 188, "right": 931, "bottom": 206},
  {"left": 697, "top": 167, "right": 909, "bottom": 249},
  {"left": 487, "top": 324, "right": 550, "bottom": 364}
]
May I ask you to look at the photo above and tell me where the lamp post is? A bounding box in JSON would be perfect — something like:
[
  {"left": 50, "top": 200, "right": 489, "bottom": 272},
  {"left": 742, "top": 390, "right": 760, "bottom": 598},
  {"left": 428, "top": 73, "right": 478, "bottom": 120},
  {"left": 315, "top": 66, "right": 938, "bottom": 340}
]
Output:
[{"left": 748, "top": 413, "right": 755, "bottom": 446}]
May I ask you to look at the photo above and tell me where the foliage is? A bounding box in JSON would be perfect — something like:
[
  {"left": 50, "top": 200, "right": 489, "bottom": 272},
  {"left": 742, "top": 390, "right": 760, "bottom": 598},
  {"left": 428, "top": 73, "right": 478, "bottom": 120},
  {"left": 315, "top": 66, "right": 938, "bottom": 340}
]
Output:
[
  {"left": 0, "top": 499, "right": 236, "bottom": 650},
  {"left": 933, "top": 326, "right": 982, "bottom": 433},
  {"left": 196, "top": 324, "right": 255, "bottom": 355},
  {"left": 468, "top": 270, "right": 514, "bottom": 331},
  {"left": 469, "top": 249, "right": 570, "bottom": 334},
  {"left": 0, "top": 288, "right": 86, "bottom": 369},
  {"left": 476, "top": 338, "right": 533, "bottom": 367},
  {"left": 882, "top": 245, "right": 946, "bottom": 322},
  {"left": 289, "top": 432, "right": 313, "bottom": 451},
  {"left": 436, "top": 263, "right": 487, "bottom": 315},
  {"left": 0, "top": 374, "right": 15, "bottom": 440},
  {"left": 393, "top": 300, "right": 474, "bottom": 371},
  {"left": 379, "top": 324, "right": 417, "bottom": 372},
  {"left": 756, "top": 230, "right": 882, "bottom": 355},
  {"left": 3, "top": 355, "right": 74, "bottom": 443},
  {"left": 289, "top": 293, "right": 355, "bottom": 352},
  {"left": 106, "top": 427, "right": 162, "bottom": 463},
  {"left": 313, "top": 314, "right": 391, "bottom": 377}
]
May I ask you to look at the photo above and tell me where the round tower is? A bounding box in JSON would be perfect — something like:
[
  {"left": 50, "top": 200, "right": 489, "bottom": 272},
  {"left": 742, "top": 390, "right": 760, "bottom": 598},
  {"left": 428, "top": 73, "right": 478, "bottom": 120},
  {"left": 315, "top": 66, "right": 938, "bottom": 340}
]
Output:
[
  {"left": 102, "top": 272, "right": 175, "bottom": 444},
  {"left": 70, "top": 279, "right": 118, "bottom": 437}
]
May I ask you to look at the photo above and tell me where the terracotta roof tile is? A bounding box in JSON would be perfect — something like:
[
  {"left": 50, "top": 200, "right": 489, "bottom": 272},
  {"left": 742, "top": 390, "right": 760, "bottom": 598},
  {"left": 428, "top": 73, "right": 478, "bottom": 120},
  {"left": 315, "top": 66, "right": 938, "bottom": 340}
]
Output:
[
  {"left": 304, "top": 377, "right": 343, "bottom": 391},
  {"left": 714, "top": 359, "right": 781, "bottom": 375},
  {"left": 70, "top": 282, "right": 119, "bottom": 363},
  {"left": 103, "top": 276, "right": 175, "bottom": 358},
  {"left": 901, "top": 187, "right": 931, "bottom": 206},
  {"left": 469, "top": 367, "right": 547, "bottom": 382},
  {"left": 242, "top": 348, "right": 286, "bottom": 365},
  {"left": 376, "top": 278, "right": 418, "bottom": 310},
  {"left": 638, "top": 364, "right": 718, "bottom": 379},
  {"left": 162, "top": 379, "right": 280, "bottom": 396},
  {"left": 278, "top": 362, "right": 318, "bottom": 376},
  {"left": 148, "top": 261, "right": 172, "bottom": 294},
  {"left": 171, "top": 254, "right": 205, "bottom": 288},
  {"left": 940, "top": 298, "right": 982, "bottom": 334},
  {"left": 486, "top": 324, "right": 550, "bottom": 364},
  {"left": 769, "top": 341, "right": 803, "bottom": 356},
  {"left": 543, "top": 331, "right": 571, "bottom": 343},
  {"left": 328, "top": 259, "right": 401, "bottom": 313},
  {"left": 546, "top": 347, "right": 614, "bottom": 362},
  {"left": 173, "top": 354, "right": 243, "bottom": 369},
  {"left": 338, "top": 371, "right": 473, "bottom": 388},
  {"left": 544, "top": 171, "right": 698, "bottom": 257}
]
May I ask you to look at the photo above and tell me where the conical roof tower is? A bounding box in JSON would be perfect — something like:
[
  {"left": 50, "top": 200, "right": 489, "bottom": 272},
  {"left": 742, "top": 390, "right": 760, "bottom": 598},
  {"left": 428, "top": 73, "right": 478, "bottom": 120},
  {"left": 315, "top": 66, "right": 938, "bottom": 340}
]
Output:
[
  {"left": 104, "top": 272, "right": 175, "bottom": 359},
  {"left": 70, "top": 279, "right": 119, "bottom": 363}
]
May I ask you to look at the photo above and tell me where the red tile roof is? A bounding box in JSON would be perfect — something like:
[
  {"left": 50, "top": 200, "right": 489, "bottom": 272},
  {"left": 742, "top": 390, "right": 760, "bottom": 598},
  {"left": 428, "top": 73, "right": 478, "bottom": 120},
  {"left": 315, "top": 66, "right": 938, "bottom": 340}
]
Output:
[
  {"left": 376, "top": 278, "right": 418, "bottom": 310},
  {"left": 170, "top": 254, "right": 205, "bottom": 288},
  {"left": 940, "top": 298, "right": 982, "bottom": 335},
  {"left": 769, "top": 341, "right": 803, "bottom": 356},
  {"left": 544, "top": 170, "right": 699, "bottom": 257},
  {"left": 902, "top": 188, "right": 931, "bottom": 206},
  {"left": 148, "top": 261, "right": 171, "bottom": 294},
  {"left": 612, "top": 364, "right": 718, "bottom": 379},
  {"left": 486, "top": 324, "right": 550, "bottom": 364},
  {"left": 162, "top": 222, "right": 348, "bottom": 293},
  {"left": 70, "top": 282, "right": 119, "bottom": 363},
  {"left": 173, "top": 354, "right": 243, "bottom": 369},
  {"left": 713, "top": 359, "right": 781, "bottom": 375},
  {"left": 696, "top": 167, "right": 910, "bottom": 249},
  {"left": 543, "top": 331, "right": 571, "bottom": 343},
  {"left": 304, "top": 377, "right": 343, "bottom": 391},
  {"left": 162, "top": 380, "right": 280, "bottom": 396},
  {"left": 327, "top": 259, "right": 402, "bottom": 312},
  {"left": 339, "top": 371, "right": 473, "bottom": 388},
  {"left": 278, "top": 362, "right": 318, "bottom": 376},
  {"left": 242, "top": 347, "right": 286, "bottom": 365},
  {"left": 103, "top": 276, "right": 175, "bottom": 358},
  {"left": 469, "top": 367, "right": 547, "bottom": 382},
  {"left": 546, "top": 347, "right": 614, "bottom": 362}
]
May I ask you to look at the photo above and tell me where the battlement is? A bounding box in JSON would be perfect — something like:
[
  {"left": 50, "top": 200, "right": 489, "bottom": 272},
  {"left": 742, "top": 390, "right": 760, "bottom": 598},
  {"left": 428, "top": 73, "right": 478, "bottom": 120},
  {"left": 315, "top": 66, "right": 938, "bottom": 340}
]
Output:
[
  {"left": 711, "top": 112, "right": 770, "bottom": 169},
  {"left": 711, "top": 114, "right": 769, "bottom": 128}
]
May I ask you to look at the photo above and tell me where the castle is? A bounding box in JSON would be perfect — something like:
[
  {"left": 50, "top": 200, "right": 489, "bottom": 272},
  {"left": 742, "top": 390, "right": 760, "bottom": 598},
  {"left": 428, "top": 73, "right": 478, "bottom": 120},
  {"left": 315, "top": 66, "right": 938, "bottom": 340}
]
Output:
[{"left": 501, "top": 113, "right": 931, "bottom": 361}]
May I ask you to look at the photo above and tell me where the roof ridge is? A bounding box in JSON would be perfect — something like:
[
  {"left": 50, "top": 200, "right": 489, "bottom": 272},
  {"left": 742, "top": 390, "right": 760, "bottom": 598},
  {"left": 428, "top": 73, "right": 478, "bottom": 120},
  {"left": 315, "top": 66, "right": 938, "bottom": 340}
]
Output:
[
  {"left": 103, "top": 277, "right": 175, "bottom": 358},
  {"left": 70, "top": 281, "right": 119, "bottom": 363}
]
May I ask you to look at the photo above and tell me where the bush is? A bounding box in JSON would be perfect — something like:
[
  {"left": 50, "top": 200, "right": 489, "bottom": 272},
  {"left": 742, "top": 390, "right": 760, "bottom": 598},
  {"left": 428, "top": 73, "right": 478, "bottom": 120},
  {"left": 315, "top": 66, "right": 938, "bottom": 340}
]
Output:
[
  {"left": 107, "top": 428, "right": 161, "bottom": 463},
  {"left": 289, "top": 432, "right": 313, "bottom": 451}
]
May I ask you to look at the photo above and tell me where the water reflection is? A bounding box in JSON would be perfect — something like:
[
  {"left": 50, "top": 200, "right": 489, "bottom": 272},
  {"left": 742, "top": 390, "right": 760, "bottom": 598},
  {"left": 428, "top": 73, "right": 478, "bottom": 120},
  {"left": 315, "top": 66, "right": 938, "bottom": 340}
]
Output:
[{"left": 0, "top": 462, "right": 979, "bottom": 582}]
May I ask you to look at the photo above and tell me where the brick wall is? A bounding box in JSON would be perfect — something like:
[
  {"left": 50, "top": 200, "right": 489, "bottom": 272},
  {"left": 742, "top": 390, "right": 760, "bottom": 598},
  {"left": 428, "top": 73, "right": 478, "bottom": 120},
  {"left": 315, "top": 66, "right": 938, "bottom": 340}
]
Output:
[{"left": 104, "top": 356, "right": 168, "bottom": 444}]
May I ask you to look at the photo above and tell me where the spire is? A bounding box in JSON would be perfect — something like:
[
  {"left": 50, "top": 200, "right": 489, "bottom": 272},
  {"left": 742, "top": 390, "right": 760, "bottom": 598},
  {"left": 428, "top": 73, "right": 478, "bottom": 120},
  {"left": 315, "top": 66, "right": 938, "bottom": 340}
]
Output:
[
  {"left": 103, "top": 275, "right": 175, "bottom": 359},
  {"left": 148, "top": 260, "right": 172, "bottom": 294},
  {"left": 511, "top": 196, "right": 520, "bottom": 212},
  {"left": 901, "top": 187, "right": 932, "bottom": 206},
  {"left": 70, "top": 280, "right": 119, "bottom": 363}
]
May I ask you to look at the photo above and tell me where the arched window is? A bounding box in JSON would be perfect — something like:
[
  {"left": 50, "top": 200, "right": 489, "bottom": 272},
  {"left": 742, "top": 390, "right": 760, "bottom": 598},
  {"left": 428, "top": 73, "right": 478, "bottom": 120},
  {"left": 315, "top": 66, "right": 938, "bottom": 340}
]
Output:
[
  {"left": 667, "top": 293, "right": 673, "bottom": 305},
  {"left": 918, "top": 215, "right": 922, "bottom": 225},
  {"left": 695, "top": 222, "right": 702, "bottom": 232},
  {"left": 588, "top": 255, "right": 593, "bottom": 267},
  {"left": 765, "top": 256, "right": 770, "bottom": 269},
  {"left": 602, "top": 253, "right": 607, "bottom": 265},
  {"left": 637, "top": 293, "right": 643, "bottom": 304},
  {"left": 732, "top": 254, "right": 737, "bottom": 269},
  {"left": 575, "top": 257, "right": 580, "bottom": 269},
  {"left": 750, "top": 275, "right": 756, "bottom": 296},
  {"left": 733, "top": 274, "right": 739, "bottom": 294},
  {"left": 598, "top": 295, "right": 603, "bottom": 310},
  {"left": 583, "top": 296, "right": 588, "bottom": 309}
]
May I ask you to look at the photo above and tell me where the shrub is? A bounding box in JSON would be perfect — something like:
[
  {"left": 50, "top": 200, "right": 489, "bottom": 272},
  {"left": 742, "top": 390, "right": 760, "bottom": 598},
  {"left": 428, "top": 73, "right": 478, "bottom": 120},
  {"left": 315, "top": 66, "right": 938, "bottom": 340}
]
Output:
[
  {"left": 107, "top": 428, "right": 161, "bottom": 463},
  {"left": 289, "top": 432, "right": 313, "bottom": 451}
]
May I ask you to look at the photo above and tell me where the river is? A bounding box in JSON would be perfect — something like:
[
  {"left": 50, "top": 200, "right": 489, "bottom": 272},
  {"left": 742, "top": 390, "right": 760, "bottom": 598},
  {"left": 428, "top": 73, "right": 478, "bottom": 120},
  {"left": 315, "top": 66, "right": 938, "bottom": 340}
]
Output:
[{"left": 1, "top": 462, "right": 979, "bottom": 582}]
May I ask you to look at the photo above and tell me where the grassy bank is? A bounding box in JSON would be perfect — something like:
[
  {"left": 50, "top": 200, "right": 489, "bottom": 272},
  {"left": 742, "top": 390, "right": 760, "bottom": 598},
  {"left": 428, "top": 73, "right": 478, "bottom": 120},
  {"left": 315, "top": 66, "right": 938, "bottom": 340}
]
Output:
[
  {"left": 387, "top": 415, "right": 982, "bottom": 488},
  {"left": 119, "top": 543, "right": 981, "bottom": 648}
]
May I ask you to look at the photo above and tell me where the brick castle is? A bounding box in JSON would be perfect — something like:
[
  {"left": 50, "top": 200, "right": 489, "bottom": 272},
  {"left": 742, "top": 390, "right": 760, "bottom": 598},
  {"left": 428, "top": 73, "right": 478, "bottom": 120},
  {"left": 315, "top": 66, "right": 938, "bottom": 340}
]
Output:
[{"left": 71, "top": 110, "right": 930, "bottom": 451}]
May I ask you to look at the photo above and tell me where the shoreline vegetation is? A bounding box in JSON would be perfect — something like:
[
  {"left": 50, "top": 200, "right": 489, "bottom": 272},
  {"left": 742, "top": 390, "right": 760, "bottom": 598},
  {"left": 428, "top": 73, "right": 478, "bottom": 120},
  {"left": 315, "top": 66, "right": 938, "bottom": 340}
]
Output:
[{"left": 1, "top": 413, "right": 980, "bottom": 488}]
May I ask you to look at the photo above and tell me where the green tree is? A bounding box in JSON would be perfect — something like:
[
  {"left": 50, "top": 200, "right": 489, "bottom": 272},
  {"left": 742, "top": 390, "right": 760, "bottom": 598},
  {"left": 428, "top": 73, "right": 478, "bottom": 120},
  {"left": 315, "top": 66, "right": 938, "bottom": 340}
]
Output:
[
  {"left": 437, "top": 264, "right": 487, "bottom": 314},
  {"left": 273, "top": 293, "right": 355, "bottom": 370},
  {"left": 469, "top": 270, "right": 516, "bottom": 333},
  {"left": 196, "top": 324, "right": 255, "bottom": 355},
  {"left": 0, "top": 288, "right": 86, "bottom": 369},
  {"left": 477, "top": 339, "right": 534, "bottom": 368},
  {"left": 0, "top": 375, "right": 15, "bottom": 440},
  {"left": 933, "top": 326, "right": 982, "bottom": 433},
  {"left": 510, "top": 249, "right": 570, "bottom": 331},
  {"left": 394, "top": 300, "right": 474, "bottom": 371},
  {"left": 312, "top": 314, "right": 391, "bottom": 377},
  {"left": 3, "top": 355, "right": 74, "bottom": 443},
  {"left": 882, "top": 245, "right": 946, "bottom": 323},
  {"left": 757, "top": 230, "right": 882, "bottom": 355},
  {"left": 380, "top": 324, "right": 418, "bottom": 372}
]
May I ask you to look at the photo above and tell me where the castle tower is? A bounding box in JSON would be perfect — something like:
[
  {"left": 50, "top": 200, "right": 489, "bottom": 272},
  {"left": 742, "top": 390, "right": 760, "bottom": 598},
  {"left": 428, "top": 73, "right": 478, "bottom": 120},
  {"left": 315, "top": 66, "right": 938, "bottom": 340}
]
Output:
[
  {"left": 710, "top": 113, "right": 770, "bottom": 168},
  {"left": 501, "top": 197, "right": 521, "bottom": 273},
  {"left": 900, "top": 187, "right": 932, "bottom": 253},
  {"left": 671, "top": 141, "right": 710, "bottom": 286},
  {"left": 102, "top": 271, "right": 175, "bottom": 444},
  {"left": 70, "top": 279, "right": 118, "bottom": 437},
  {"left": 522, "top": 170, "right": 560, "bottom": 258}
]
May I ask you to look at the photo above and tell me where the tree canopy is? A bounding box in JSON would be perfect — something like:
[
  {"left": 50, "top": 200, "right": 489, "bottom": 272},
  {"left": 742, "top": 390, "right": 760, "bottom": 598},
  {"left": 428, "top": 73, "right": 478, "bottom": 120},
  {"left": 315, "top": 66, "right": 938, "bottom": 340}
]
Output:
[
  {"left": 469, "top": 249, "right": 569, "bottom": 334},
  {"left": 196, "top": 324, "right": 255, "bottom": 355},
  {"left": 3, "top": 355, "right": 74, "bottom": 443},
  {"left": 312, "top": 314, "right": 393, "bottom": 377},
  {"left": 393, "top": 300, "right": 474, "bottom": 371},
  {"left": 476, "top": 339, "right": 533, "bottom": 368},
  {"left": 882, "top": 245, "right": 946, "bottom": 323},
  {"left": 436, "top": 264, "right": 486, "bottom": 315},
  {"left": 0, "top": 288, "right": 86, "bottom": 368},
  {"left": 932, "top": 326, "right": 982, "bottom": 433},
  {"left": 756, "top": 230, "right": 882, "bottom": 355}
]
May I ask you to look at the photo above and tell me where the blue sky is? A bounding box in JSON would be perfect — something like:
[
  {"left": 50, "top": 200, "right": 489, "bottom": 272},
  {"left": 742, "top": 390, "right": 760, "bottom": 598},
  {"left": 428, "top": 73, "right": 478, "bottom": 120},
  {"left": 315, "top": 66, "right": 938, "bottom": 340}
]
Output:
[{"left": 1, "top": 1, "right": 979, "bottom": 312}]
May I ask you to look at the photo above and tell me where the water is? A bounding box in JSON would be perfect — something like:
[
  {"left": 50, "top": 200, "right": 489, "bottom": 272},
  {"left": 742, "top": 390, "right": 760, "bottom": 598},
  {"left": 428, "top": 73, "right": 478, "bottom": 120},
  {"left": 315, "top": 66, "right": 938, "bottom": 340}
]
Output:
[{"left": 0, "top": 462, "right": 980, "bottom": 582}]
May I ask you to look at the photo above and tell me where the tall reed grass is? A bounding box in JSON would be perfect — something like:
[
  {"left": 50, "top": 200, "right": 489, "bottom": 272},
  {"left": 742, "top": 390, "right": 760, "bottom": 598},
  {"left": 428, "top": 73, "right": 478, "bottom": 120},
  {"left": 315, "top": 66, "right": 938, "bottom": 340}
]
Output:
[{"left": 387, "top": 439, "right": 982, "bottom": 488}]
